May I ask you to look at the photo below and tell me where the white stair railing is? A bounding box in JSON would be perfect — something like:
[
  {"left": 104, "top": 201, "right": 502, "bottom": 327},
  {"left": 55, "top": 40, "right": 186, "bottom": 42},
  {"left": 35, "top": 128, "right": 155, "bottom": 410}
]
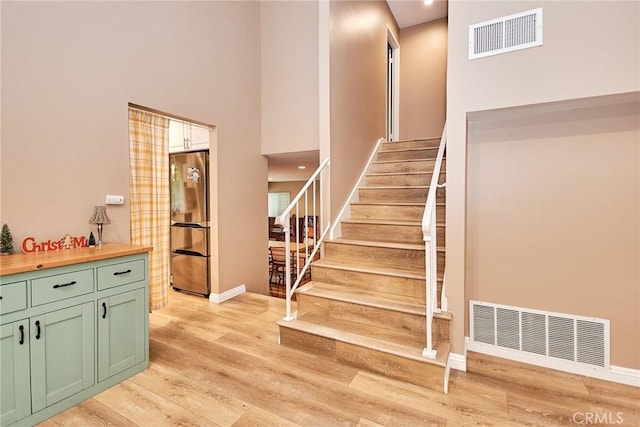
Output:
[
  {"left": 421, "top": 124, "right": 447, "bottom": 359},
  {"left": 279, "top": 157, "right": 330, "bottom": 321}
]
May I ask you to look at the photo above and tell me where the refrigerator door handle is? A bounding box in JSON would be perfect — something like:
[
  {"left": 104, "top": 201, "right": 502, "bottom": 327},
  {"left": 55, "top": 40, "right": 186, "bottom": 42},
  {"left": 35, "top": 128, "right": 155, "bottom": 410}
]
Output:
[
  {"left": 174, "top": 249, "right": 206, "bottom": 257},
  {"left": 171, "top": 221, "right": 209, "bottom": 228}
]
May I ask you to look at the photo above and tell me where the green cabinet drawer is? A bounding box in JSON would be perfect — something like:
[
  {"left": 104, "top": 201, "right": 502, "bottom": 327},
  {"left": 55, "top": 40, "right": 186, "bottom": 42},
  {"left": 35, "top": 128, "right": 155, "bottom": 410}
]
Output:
[
  {"left": 97, "top": 259, "right": 145, "bottom": 291},
  {"left": 0, "top": 281, "right": 27, "bottom": 315},
  {"left": 31, "top": 269, "right": 94, "bottom": 306}
]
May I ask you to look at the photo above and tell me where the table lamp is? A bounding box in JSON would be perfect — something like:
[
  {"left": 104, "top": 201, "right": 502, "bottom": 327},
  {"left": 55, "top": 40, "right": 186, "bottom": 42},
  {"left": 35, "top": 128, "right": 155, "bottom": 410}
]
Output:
[{"left": 89, "top": 205, "right": 111, "bottom": 246}]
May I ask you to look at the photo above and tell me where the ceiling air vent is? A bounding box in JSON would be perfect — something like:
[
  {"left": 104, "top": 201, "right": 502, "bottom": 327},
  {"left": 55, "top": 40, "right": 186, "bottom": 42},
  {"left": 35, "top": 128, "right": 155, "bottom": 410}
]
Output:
[{"left": 469, "top": 8, "right": 543, "bottom": 60}]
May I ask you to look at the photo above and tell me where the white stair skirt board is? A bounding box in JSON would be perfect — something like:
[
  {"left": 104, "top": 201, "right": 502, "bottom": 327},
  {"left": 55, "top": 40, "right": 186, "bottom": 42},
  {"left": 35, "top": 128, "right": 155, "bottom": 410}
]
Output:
[
  {"left": 466, "top": 337, "right": 640, "bottom": 388},
  {"left": 209, "top": 284, "right": 246, "bottom": 304},
  {"left": 449, "top": 352, "right": 467, "bottom": 372}
]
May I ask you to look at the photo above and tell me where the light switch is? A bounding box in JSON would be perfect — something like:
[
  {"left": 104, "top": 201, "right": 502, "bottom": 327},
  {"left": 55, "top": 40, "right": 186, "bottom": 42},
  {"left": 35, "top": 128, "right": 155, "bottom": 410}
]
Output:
[{"left": 105, "top": 195, "right": 125, "bottom": 205}]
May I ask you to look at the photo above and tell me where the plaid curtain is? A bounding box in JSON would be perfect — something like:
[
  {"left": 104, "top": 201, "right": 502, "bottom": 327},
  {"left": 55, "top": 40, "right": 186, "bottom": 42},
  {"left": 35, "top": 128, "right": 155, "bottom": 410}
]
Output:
[{"left": 128, "top": 109, "right": 170, "bottom": 311}]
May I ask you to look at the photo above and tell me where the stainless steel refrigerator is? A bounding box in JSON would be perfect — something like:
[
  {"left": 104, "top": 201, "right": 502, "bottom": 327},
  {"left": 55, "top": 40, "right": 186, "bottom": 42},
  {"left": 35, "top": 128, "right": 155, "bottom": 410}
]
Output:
[{"left": 170, "top": 150, "right": 210, "bottom": 296}]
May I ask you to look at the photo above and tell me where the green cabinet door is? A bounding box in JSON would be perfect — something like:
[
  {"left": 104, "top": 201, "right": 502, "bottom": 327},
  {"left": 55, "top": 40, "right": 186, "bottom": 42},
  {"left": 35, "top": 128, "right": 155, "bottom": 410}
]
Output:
[
  {"left": 97, "top": 288, "right": 145, "bottom": 382},
  {"left": 29, "top": 302, "right": 95, "bottom": 413},
  {"left": 0, "top": 321, "right": 31, "bottom": 426}
]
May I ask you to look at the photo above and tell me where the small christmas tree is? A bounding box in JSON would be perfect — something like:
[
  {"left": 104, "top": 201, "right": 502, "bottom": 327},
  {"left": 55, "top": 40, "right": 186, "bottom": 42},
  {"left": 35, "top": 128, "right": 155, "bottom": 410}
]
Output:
[{"left": 1, "top": 223, "right": 15, "bottom": 255}]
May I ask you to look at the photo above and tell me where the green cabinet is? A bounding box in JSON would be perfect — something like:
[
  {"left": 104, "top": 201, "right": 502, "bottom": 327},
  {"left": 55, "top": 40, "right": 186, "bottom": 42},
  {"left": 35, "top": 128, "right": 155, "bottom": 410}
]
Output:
[
  {"left": 30, "top": 302, "right": 95, "bottom": 413},
  {"left": 98, "top": 288, "right": 145, "bottom": 381},
  {"left": 0, "top": 321, "right": 31, "bottom": 426},
  {"left": 0, "top": 250, "right": 149, "bottom": 427}
]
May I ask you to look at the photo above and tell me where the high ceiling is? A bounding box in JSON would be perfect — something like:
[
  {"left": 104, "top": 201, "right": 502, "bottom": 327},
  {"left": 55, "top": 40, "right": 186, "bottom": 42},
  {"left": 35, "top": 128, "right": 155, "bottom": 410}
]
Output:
[
  {"left": 267, "top": 0, "right": 448, "bottom": 183},
  {"left": 387, "top": 0, "right": 448, "bottom": 29}
]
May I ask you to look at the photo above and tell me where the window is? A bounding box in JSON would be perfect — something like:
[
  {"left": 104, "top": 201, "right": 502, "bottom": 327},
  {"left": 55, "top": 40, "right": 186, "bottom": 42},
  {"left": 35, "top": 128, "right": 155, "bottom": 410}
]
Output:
[{"left": 268, "top": 192, "right": 290, "bottom": 217}]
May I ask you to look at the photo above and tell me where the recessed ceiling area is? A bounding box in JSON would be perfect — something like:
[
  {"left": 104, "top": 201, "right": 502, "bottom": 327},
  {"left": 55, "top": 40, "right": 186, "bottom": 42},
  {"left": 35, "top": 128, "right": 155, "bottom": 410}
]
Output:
[
  {"left": 386, "top": 0, "right": 448, "bottom": 29},
  {"left": 267, "top": 150, "right": 319, "bottom": 182}
]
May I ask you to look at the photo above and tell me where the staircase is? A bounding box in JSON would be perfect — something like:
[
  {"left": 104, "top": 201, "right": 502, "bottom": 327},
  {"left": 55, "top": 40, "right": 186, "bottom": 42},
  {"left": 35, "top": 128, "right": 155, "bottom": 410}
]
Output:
[{"left": 277, "top": 138, "right": 451, "bottom": 393}]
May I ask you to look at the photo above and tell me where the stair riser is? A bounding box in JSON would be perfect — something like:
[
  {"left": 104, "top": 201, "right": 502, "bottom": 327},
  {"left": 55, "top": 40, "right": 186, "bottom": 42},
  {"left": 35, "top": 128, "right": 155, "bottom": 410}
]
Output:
[
  {"left": 337, "top": 341, "right": 446, "bottom": 391},
  {"left": 358, "top": 187, "right": 445, "bottom": 204},
  {"left": 277, "top": 326, "right": 446, "bottom": 392},
  {"left": 365, "top": 169, "right": 445, "bottom": 187},
  {"left": 365, "top": 173, "right": 432, "bottom": 187},
  {"left": 369, "top": 159, "right": 446, "bottom": 174},
  {"left": 341, "top": 223, "right": 445, "bottom": 245},
  {"left": 311, "top": 264, "right": 426, "bottom": 300},
  {"left": 297, "top": 294, "right": 425, "bottom": 343},
  {"left": 324, "top": 241, "right": 425, "bottom": 272},
  {"left": 377, "top": 148, "right": 439, "bottom": 162},
  {"left": 350, "top": 204, "right": 444, "bottom": 222},
  {"left": 381, "top": 139, "right": 440, "bottom": 151}
]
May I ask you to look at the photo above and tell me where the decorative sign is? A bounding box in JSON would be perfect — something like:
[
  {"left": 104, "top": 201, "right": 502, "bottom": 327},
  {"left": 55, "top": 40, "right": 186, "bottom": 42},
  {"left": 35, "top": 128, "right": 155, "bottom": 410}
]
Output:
[{"left": 22, "top": 234, "right": 89, "bottom": 254}]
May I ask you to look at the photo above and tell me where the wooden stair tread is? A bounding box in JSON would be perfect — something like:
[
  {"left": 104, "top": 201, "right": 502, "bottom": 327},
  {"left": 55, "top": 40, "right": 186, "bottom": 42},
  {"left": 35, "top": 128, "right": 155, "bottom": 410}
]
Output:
[
  {"left": 351, "top": 201, "right": 443, "bottom": 206},
  {"left": 366, "top": 171, "right": 432, "bottom": 177},
  {"left": 329, "top": 238, "right": 424, "bottom": 251},
  {"left": 372, "top": 159, "right": 436, "bottom": 165},
  {"left": 342, "top": 218, "right": 421, "bottom": 226},
  {"left": 387, "top": 137, "right": 440, "bottom": 143},
  {"left": 342, "top": 218, "right": 445, "bottom": 227},
  {"left": 312, "top": 259, "right": 426, "bottom": 279},
  {"left": 277, "top": 318, "right": 450, "bottom": 367},
  {"left": 351, "top": 202, "right": 426, "bottom": 207},
  {"left": 326, "top": 238, "right": 445, "bottom": 254},
  {"left": 312, "top": 259, "right": 447, "bottom": 285},
  {"left": 378, "top": 147, "right": 438, "bottom": 153},
  {"left": 360, "top": 185, "right": 429, "bottom": 190},
  {"left": 298, "top": 281, "right": 425, "bottom": 314}
]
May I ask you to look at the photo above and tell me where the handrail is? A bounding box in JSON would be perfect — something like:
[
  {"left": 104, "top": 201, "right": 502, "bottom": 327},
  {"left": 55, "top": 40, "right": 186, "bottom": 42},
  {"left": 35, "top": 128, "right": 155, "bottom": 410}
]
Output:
[
  {"left": 421, "top": 123, "right": 447, "bottom": 359},
  {"left": 329, "top": 137, "right": 386, "bottom": 240},
  {"left": 278, "top": 157, "right": 331, "bottom": 321}
]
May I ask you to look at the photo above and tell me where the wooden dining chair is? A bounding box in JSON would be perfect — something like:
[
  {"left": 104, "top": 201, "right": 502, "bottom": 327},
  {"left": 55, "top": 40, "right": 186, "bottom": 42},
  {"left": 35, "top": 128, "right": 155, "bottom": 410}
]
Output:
[{"left": 269, "top": 247, "right": 288, "bottom": 285}]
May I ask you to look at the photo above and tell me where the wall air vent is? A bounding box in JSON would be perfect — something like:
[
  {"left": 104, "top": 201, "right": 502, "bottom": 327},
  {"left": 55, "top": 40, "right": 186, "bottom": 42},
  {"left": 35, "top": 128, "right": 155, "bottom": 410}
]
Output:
[
  {"left": 469, "top": 301, "right": 609, "bottom": 371},
  {"left": 469, "top": 8, "right": 543, "bottom": 60}
]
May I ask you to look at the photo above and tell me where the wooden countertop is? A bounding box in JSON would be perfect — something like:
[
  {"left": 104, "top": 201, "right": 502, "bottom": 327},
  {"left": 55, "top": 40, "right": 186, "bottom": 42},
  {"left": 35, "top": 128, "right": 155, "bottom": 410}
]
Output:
[{"left": 0, "top": 243, "right": 153, "bottom": 276}]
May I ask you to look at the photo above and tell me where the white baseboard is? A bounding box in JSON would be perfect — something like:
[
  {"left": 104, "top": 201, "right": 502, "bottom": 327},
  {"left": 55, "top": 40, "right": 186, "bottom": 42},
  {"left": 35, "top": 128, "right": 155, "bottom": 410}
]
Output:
[
  {"left": 609, "top": 365, "right": 640, "bottom": 387},
  {"left": 449, "top": 352, "right": 467, "bottom": 372},
  {"left": 208, "top": 284, "right": 246, "bottom": 304},
  {"left": 467, "top": 337, "right": 640, "bottom": 388}
]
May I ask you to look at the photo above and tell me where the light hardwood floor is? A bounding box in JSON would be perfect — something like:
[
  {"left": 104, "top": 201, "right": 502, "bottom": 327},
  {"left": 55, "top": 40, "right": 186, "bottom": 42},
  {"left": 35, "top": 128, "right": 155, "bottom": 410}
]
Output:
[{"left": 39, "top": 290, "right": 639, "bottom": 426}]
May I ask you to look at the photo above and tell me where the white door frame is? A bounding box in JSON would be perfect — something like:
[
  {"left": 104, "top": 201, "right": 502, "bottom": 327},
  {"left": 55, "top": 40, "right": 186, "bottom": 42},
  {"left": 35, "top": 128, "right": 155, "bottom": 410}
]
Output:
[{"left": 387, "top": 27, "right": 400, "bottom": 142}]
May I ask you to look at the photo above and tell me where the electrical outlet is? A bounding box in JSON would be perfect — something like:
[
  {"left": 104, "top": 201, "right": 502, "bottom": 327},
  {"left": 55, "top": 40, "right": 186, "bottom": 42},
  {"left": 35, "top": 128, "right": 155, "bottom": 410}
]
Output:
[{"left": 105, "top": 195, "right": 125, "bottom": 205}]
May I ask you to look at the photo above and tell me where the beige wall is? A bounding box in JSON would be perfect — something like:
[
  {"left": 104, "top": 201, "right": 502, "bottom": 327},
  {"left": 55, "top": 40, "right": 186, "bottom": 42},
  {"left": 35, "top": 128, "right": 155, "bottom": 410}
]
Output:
[
  {"left": 329, "top": 0, "right": 399, "bottom": 220},
  {"left": 399, "top": 18, "right": 447, "bottom": 140},
  {"left": 467, "top": 98, "right": 639, "bottom": 368},
  {"left": 447, "top": 0, "right": 640, "bottom": 367},
  {"left": 261, "top": 1, "right": 319, "bottom": 155},
  {"left": 1, "top": 1, "right": 268, "bottom": 295}
]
